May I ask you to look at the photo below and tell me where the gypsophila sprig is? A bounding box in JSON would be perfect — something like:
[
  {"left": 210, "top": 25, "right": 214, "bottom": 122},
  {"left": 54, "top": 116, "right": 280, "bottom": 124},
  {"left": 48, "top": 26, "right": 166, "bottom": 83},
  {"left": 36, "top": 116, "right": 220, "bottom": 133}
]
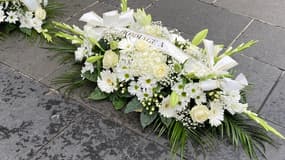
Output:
[{"left": 48, "top": 0, "right": 285, "bottom": 159}]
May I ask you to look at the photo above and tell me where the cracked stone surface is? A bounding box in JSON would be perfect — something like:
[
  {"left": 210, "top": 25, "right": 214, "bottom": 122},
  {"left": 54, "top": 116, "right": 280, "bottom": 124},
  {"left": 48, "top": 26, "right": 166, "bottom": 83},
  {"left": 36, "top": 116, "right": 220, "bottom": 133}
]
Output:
[
  {"left": 0, "top": 63, "right": 85, "bottom": 160},
  {"left": 33, "top": 111, "right": 171, "bottom": 160}
]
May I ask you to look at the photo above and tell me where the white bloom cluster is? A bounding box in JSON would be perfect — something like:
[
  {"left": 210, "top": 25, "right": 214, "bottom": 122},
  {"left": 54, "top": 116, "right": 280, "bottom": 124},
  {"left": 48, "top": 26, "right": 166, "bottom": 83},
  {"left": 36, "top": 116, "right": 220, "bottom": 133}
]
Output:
[
  {"left": 73, "top": 7, "right": 250, "bottom": 129},
  {"left": 0, "top": 0, "right": 47, "bottom": 33}
]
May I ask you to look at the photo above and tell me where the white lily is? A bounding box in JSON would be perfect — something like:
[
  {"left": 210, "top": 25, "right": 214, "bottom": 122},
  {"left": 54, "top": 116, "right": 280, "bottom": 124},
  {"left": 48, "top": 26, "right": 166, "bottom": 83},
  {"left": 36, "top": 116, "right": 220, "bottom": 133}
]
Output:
[
  {"left": 21, "top": 0, "right": 40, "bottom": 11},
  {"left": 200, "top": 73, "right": 248, "bottom": 91}
]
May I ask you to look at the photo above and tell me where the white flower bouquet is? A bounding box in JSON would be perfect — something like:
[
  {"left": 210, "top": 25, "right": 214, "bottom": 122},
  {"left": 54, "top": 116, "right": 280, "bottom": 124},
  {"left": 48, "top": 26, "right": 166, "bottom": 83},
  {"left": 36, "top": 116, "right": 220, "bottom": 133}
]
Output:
[
  {"left": 0, "top": 0, "right": 60, "bottom": 41},
  {"left": 50, "top": 0, "right": 284, "bottom": 159}
]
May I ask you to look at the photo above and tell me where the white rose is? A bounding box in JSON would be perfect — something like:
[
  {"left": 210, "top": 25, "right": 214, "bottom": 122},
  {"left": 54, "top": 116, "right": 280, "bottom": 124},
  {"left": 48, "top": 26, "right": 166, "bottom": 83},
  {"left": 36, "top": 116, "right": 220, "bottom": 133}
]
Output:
[
  {"left": 190, "top": 105, "right": 210, "bottom": 123},
  {"left": 134, "top": 39, "right": 149, "bottom": 52},
  {"left": 103, "top": 50, "right": 119, "bottom": 69},
  {"left": 35, "top": 7, "right": 46, "bottom": 20}
]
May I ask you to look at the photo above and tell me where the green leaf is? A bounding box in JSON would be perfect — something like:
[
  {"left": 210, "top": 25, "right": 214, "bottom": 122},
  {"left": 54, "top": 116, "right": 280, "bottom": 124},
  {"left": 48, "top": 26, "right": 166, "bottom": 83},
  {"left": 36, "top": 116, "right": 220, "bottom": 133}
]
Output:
[
  {"left": 121, "top": 0, "right": 128, "bottom": 12},
  {"left": 191, "top": 29, "right": 208, "bottom": 46},
  {"left": 160, "top": 116, "right": 172, "bottom": 127},
  {"left": 244, "top": 110, "right": 285, "bottom": 139},
  {"left": 124, "top": 98, "right": 142, "bottom": 113},
  {"left": 140, "top": 111, "right": 158, "bottom": 128},
  {"left": 88, "top": 88, "right": 108, "bottom": 100},
  {"left": 4, "top": 23, "right": 17, "bottom": 33},
  {"left": 82, "top": 71, "right": 98, "bottom": 83},
  {"left": 20, "top": 28, "right": 32, "bottom": 36},
  {"left": 170, "top": 91, "right": 179, "bottom": 107},
  {"left": 111, "top": 96, "right": 128, "bottom": 110},
  {"left": 86, "top": 55, "right": 103, "bottom": 63}
]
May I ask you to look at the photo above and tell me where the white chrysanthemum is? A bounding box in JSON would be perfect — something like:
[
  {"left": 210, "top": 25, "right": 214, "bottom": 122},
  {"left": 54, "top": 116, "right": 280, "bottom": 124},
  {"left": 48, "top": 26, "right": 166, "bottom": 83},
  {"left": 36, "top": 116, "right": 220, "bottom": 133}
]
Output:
[
  {"left": 137, "top": 76, "right": 156, "bottom": 90},
  {"left": 172, "top": 82, "right": 185, "bottom": 94},
  {"left": 74, "top": 46, "right": 85, "bottom": 61},
  {"left": 114, "top": 65, "right": 133, "bottom": 82},
  {"left": 159, "top": 96, "right": 177, "bottom": 118},
  {"left": 81, "top": 62, "right": 94, "bottom": 74},
  {"left": 185, "top": 83, "right": 203, "bottom": 98},
  {"left": 208, "top": 101, "right": 224, "bottom": 127},
  {"left": 0, "top": 10, "right": 6, "bottom": 22},
  {"left": 226, "top": 102, "right": 247, "bottom": 115},
  {"left": 221, "top": 90, "right": 241, "bottom": 105},
  {"left": 195, "top": 93, "right": 207, "bottom": 105},
  {"left": 183, "top": 58, "right": 210, "bottom": 78},
  {"left": 19, "top": 12, "right": 33, "bottom": 29},
  {"left": 118, "top": 38, "right": 134, "bottom": 53},
  {"left": 128, "top": 81, "right": 141, "bottom": 96},
  {"left": 5, "top": 11, "right": 19, "bottom": 24},
  {"left": 31, "top": 17, "right": 43, "bottom": 32},
  {"left": 97, "top": 70, "right": 117, "bottom": 93}
]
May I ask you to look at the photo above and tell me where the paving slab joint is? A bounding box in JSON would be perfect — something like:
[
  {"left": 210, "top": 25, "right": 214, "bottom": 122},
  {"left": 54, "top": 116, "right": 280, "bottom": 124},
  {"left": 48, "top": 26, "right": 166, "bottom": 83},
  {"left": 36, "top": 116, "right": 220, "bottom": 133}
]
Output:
[
  {"left": 32, "top": 110, "right": 89, "bottom": 158},
  {"left": 228, "top": 19, "right": 254, "bottom": 47},
  {"left": 257, "top": 71, "right": 284, "bottom": 114}
]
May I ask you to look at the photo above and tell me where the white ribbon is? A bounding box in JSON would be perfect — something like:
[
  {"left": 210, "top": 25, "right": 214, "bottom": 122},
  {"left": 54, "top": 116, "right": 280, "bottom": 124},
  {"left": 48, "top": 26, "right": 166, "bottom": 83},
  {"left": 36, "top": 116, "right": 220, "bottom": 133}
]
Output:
[
  {"left": 21, "top": 0, "right": 40, "bottom": 11},
  {"left": 200, "top": 73, "right": 248, "bottom": 91},
  {"left": 79, "top": 10, "right": 191, "bottom": 63}
]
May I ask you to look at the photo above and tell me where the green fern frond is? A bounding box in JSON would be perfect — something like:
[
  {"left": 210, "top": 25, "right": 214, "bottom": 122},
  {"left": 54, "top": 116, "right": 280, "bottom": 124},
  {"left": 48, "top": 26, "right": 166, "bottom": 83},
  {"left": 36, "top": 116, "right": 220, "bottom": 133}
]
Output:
[{"left": 221, "top": 113, "right": 275, "bottom": 160}]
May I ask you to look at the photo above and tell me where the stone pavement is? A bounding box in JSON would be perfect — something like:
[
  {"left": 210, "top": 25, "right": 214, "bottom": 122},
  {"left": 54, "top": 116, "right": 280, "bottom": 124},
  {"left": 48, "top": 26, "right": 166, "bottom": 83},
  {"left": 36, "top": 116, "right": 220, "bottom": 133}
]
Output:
[{"left": 0, "top": 0, "right": 285, "bottom": 159}]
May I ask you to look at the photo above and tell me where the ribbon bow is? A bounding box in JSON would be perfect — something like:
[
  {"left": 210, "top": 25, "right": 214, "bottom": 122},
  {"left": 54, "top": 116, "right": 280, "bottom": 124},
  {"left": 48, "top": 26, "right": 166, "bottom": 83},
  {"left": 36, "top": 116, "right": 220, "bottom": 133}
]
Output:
[{"left": 80, "top": 10, "right": 135, "bottom": 28}]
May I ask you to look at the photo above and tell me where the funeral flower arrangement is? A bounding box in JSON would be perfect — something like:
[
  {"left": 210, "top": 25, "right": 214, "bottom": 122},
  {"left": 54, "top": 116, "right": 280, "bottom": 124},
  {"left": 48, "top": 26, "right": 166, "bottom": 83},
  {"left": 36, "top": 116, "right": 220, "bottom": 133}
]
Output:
[
  {"left": 50, "top": 0, "right": 284, "bottom": 159},
  {"left": 0, "top": 0, "right": 60, "bottom": 41}
]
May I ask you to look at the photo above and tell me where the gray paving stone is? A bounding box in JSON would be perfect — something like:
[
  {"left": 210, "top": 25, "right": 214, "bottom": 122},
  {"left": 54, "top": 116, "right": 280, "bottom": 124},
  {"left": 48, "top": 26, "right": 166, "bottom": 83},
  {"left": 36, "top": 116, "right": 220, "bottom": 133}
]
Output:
[
  {"left": 98, "top": 0, "right": 155, "bottom": 9},
  {"left": 33, "top": 111, "right": 171, "bottom": 160},
  {"left": 233, "top": 55, "right": 281, "bottom": 111},
  {"left": 146, "top": 0, "right": 251, "bottom": 45},
  {"left": 200, "top": 0, "right": 215, "bottom": 4},
  {"left": 0, "top": 63, "right": 85, "bottom": 160},
  {"left": 260, "top": 74, "right": 285, "bottom": 128},
  {"left": 0, "top": 32, "right": 61, "bottom": 80},
  {"left": 215, "top": 0, "right": 285, "bottom": 28},
  {"left": 234, "top": 20, "right": 285, "bottom": 70},
  {"left": 59, "top": 0, "right": 99, "bottom": 21}
]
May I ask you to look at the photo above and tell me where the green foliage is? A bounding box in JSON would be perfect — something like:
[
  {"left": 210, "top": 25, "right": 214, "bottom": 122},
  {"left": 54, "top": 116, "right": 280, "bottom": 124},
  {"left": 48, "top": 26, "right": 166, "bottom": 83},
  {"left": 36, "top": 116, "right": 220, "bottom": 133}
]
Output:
[
  {"left": 134, "top": 9, "right": 152, "bottom": 26},
  {"left": 221, "top": 113, "right": 275, "bottom": 160},
  {"left": 51, "top": 67, "right": 87, "bottom": 95},
  {"left": 170, "top": 91, "right": 179, "bottom": 107},
  {"left": 124, "top": 98, "right": 142, "bottom": 113},
  {"left": 82, "top": 71, "right": 98, "bottom": 83},
  {"left": 88, "top": 87, "right": 109, "bottom": 100},
  {"left": 191, "top": 29, "right": 208, "bottom": 46},
  {"left": 110, "top": 95, "right": 128, "bottom": 110},
  {"left": 245, "top": 110, "right": 285, "bottom": 139},
  {"left": 86, "top": 55, "right": 103, "bottom": 63},
  {"left": 140, "top": 111, "right": 158, "bottom": 128},
  {"left": 218, "top": 40, "right": 257, "bottom": 60},
  {"left": 121, "top": 0, "right": 128, "bottom": 12}
]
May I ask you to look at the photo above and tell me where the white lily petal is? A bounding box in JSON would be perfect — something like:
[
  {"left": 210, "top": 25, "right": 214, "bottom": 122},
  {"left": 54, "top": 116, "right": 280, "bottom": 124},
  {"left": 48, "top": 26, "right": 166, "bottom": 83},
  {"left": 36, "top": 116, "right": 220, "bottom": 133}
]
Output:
[
  {"left": 79, "top": 11, "right": 103, "bottom": 27},
  {"left": 83, "top": 25, "right": 105, "bottom": 40},
  {"left": 214, "top": 56, "right": 238, "bottom": 71},
  {"left": 119, "top": 9, "right": 135, "bottom": 27},
  {"left": 103, "top": 10, "right": 119, "bottom": 27},
  {"left": 200, "top": 80, "right": 219, "bottom": 91},
  {"left": 21, "top": 0, "right": 40, "bottom": 11},
  {"left": 236, "top": 73, "right": 248, "bottom": 86},
  {"left": 203, "top": 39, "right": 215, "bottom": 67},
  {"left": 221, "top": 78, "right": 244, "bottom": 92}
]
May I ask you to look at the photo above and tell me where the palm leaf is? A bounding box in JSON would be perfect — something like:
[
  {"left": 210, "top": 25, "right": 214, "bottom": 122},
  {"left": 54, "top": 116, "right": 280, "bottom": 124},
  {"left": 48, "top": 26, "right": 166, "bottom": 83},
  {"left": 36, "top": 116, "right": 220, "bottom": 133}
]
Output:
[{"left": 220, "top": 113, "right": 275, "bottom": 160}]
